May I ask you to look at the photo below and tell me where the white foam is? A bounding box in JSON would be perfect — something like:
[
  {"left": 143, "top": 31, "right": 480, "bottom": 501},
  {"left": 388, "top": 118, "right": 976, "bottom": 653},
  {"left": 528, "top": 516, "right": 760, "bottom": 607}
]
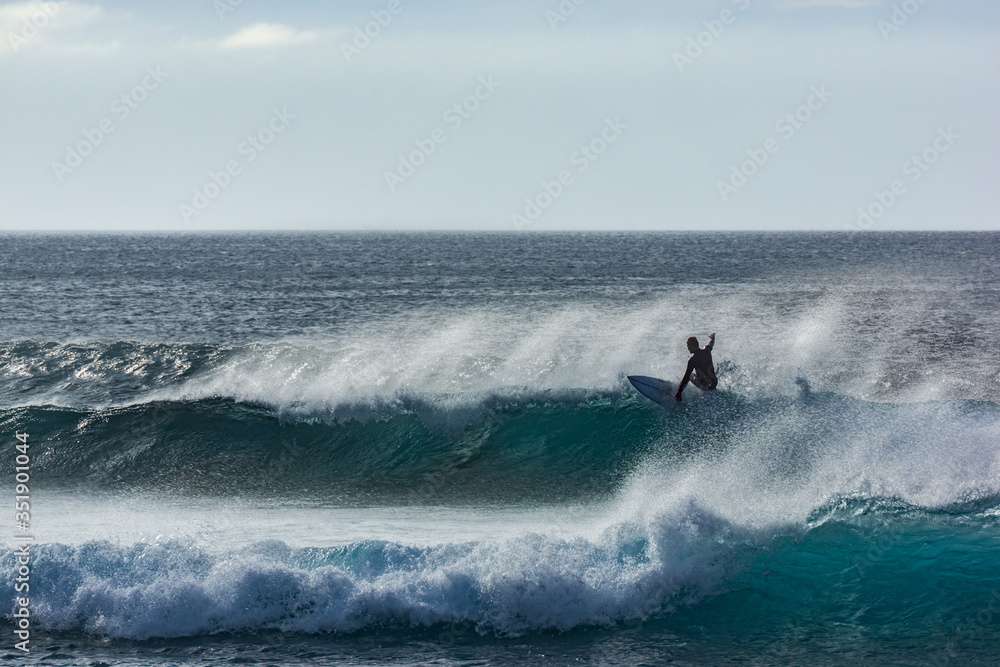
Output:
[
  {"left": 614, "top": 396, "right": 1000, "bottom": 530},
  {"left": 5, "top": 499, "right": 748, "bottom": 639}
]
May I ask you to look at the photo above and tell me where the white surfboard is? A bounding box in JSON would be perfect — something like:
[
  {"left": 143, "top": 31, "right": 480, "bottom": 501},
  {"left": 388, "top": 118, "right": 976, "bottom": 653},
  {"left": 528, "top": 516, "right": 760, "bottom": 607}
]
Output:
[{"left": 627, "top": 375, "right": 675, "bottom": 407}]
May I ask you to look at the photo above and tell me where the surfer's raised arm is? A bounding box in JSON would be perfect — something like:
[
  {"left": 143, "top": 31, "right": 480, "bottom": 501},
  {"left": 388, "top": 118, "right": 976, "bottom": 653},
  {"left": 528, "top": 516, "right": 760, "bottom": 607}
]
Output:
[{"left": 705, "top": 332, "right": 716, "bottom": 351}]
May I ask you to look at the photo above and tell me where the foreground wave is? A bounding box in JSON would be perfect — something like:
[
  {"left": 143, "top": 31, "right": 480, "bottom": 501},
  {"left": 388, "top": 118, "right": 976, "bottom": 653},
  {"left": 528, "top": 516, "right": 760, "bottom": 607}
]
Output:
[{"left": 2, "top": 498, "right": 998, "bottom": 640}]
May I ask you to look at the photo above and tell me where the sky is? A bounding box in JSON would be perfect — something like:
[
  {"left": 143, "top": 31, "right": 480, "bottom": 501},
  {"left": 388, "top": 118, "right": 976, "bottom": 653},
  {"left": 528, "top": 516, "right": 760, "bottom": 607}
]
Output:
[{"left": 0, "top": 0, "right": 997, "bottom": 232}]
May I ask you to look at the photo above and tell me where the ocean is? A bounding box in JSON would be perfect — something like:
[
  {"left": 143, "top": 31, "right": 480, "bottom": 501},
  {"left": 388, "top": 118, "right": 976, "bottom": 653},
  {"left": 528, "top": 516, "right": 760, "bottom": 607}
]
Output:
[{"left": 1, "top": 232, "right": 999, "bottom": 666}]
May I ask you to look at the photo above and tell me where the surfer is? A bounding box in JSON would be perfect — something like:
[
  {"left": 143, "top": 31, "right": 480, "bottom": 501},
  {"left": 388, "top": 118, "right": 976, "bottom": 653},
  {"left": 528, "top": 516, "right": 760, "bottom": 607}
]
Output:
[{"left": 675, "top": 333, "right": 717, "bottom": 402}]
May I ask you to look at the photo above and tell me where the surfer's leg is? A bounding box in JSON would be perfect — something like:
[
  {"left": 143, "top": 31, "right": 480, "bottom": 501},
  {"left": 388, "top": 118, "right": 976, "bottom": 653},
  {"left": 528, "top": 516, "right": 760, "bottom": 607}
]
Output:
[{"left": 690, "top": 373, "right": 711, "bottom": 391}]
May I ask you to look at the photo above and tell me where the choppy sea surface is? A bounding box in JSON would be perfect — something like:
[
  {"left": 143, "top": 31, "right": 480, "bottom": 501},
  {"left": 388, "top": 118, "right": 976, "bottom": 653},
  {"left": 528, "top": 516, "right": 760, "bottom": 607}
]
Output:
[{"left": 2, "top": 232, "right": 999, "bottom": 666}]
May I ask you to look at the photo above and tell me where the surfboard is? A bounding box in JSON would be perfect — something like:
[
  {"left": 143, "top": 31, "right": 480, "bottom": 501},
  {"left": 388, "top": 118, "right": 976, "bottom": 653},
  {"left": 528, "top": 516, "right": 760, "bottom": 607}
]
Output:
[{"left": 627, "top": 375, "right": 675, "bottom": 407}]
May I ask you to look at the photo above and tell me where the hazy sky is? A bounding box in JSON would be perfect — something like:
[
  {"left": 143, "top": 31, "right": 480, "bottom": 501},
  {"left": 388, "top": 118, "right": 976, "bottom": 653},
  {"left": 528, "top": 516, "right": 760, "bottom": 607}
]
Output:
[{"left": 1, "top": 0, "right": 997, "bottom": 231}]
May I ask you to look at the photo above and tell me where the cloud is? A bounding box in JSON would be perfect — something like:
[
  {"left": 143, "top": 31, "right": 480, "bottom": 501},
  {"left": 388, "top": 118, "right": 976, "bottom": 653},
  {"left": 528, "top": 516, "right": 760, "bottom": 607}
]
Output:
[
  {"left": 1, "top": 1, "right": 117, "bottom": 57},
  {"left": 216, "top": 22, "right": 319, "bottom": 50},
  {"left": 0, "top": 1, "right": 102, "bottom": 34}
]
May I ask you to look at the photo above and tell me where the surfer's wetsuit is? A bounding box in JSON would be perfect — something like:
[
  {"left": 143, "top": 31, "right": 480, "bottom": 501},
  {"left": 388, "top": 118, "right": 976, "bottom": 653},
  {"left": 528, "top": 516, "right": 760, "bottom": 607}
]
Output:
[{"left": 679, "top": 339, "right": 717, "bottom": 393}]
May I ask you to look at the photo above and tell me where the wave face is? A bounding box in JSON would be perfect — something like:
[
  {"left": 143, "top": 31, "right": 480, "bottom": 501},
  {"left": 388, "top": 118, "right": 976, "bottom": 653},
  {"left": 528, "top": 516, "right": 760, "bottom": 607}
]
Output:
[
  {"left": 0, "top": 396, "right": 656, "bottom": 500},
  {"left": 3, "top": 384, "right": 1000, "bottom": 505}
]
